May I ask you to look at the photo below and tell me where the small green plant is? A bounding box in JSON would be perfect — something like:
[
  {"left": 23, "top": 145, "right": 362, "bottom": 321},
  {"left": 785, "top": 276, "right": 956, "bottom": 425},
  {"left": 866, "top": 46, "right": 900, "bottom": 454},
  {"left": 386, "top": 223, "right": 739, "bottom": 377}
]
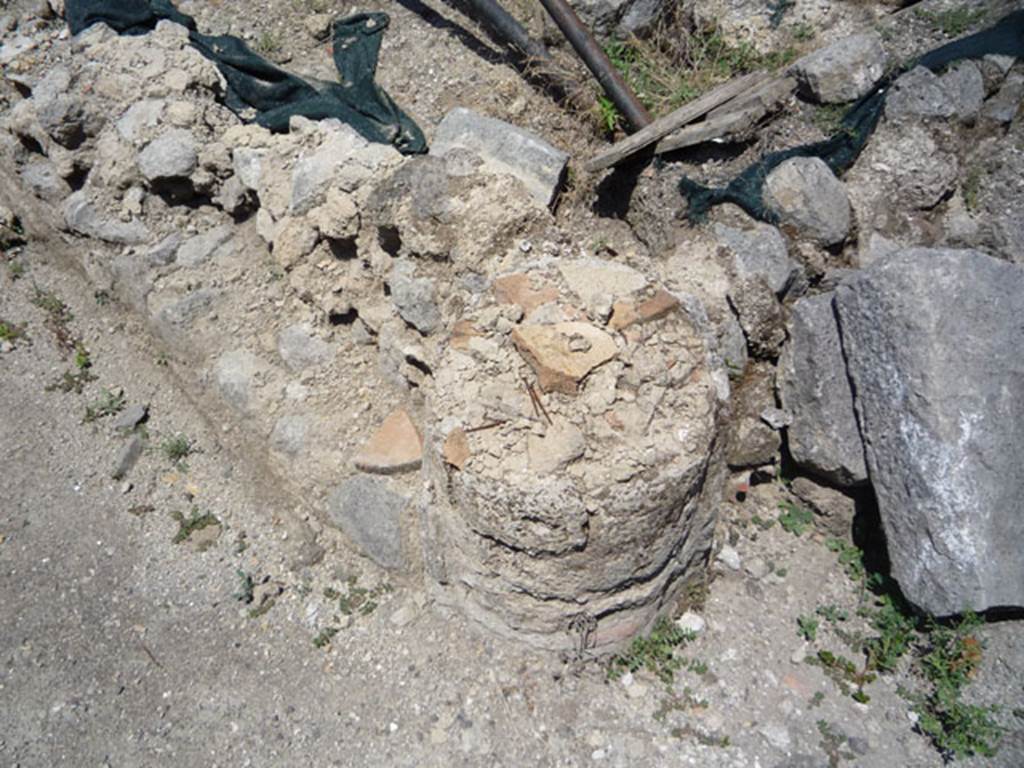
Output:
[
  {"left": 608, "top": 617, "right": 696, "bottom": 684},
  {"left": 83, "top": 388, "right": 126, "bottom": 423},
  {"left": 7, "top": 261, "right": 26, "bottom": 280},
  {"left": 46, "top": 368, "right": 97, "bottom": 394},
  {"left": 93, "top": 289, "right": 111, "bottom": 306},
  {"left": 910, "top": 612, "right": 1003, "bottom": 759},
  {"left": 810, "top": 690, "right": 825, "bottom": 708},
  {"left": 170, "top": 508, "right": 220, "bottom": 545},
  {"left": 962, "top": 167, "right": 984, "bottom": 211},
  {"left": 809, "top": 649, "right": 876, "bottom": 702},
  {"left": 32, "top": 287, "right": 77, "bottom": 351},
  {"left": 0, "top": 319, "right": 27, "bottom": 344},
  {"left": 817, "top": 719, "right": 855, "bottom": 768},
  {"left": 863, "top": 591, "right": 917, "bottom": 673},
  {"left": 161, "top": 434, "right": 195, "bottom": 467},
  {"left": 234, "top": 570, "right": 255, "bottom": 604},
  {"left": 74, "top": 343, "right": 92, "bottom": 371},
  {"left": 750, "top": 514, "right": 775, "bottom": 530},
  {"left": 312, "top": 626, "right": 339, "bottom": 648},
  {"left": 255, "top": 30, "right": 282, "bottom": 55},
  {"left": 798, "top": 615, "right": 819, "bottom": 642},
  {"left": 817, "top": 604, "right": 848, "bottom": 624},
  {"left": 812, "top": 103, "right": 850, "bottom": 137},
  {"left": 826, "top": 538, "right": 866, "bottom": 582},
  {"left": 778, "top": 501, "right": 813, "bottom": 536},
  {"left": 792, "top": 22, "right": 815, "bottom": 42},
  {"left": 918, "top": 6, "right": 987, "bottom": 37},
  {"left": 332, "top": 577, "right": 392, "bottom": 617},
  {"left": 596, "top": 95, "right": 622, "bottom": 134}
]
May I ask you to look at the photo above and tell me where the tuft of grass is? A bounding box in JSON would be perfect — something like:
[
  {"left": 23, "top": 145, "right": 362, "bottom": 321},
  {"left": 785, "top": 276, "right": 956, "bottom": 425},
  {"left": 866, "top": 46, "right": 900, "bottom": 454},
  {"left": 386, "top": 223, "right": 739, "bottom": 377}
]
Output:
[
  {"left": 83, "top": 388, "right": 126, "bottom": 423},
  {"left": 918, "top": 6, "right": 987, "bottom": 37},
  {"left": 0, "top": 319, "right": 28, "bottom": 344},
  {"left": 608, "top": 617, "right": 697, "bottom": 684},
  {"left": 778, "top": 501, "right": 814, "bottom": 536},
  {"left": 255, "top": 30, "right": 282, "bottom": 55},
  {"left": 7, "top": 261, "right": 26, "bottom": 280},
  {"left": 161, "top": 434, "right": 194, "bottom": 467},
  {"left": 962, "top": 167, "right": 984, "bottom": 211},
  {"left": 170, "top": 508, "right": 220, "bottom": 545},
  {"left": 601, "top": 21, "right": 798, "bottom": 121}
]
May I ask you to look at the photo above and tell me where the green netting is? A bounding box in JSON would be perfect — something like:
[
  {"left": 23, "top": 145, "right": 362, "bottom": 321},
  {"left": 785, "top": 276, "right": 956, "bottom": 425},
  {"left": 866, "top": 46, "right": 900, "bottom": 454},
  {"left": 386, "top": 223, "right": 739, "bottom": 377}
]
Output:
[
  {"left": 65, "top": 0, "right": 426, "bottom": 154},
  {"left": 679, "top": 10, "right": 1024, "bottom": 224}
]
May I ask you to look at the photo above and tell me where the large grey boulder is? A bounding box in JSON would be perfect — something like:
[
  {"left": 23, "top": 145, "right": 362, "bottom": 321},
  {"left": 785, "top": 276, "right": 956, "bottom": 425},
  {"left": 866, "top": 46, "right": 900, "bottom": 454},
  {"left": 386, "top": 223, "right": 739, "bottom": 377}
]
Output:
[
  {"left": 764, "top": 157, "right": 850, "bottom": 246},
  {"left": 779, "top": 293, "right": 867, "bottom": 487},
  {"left": 430, "top": 108, "right": 568, "bottom": 208},
  {"left": 791, "top": 33, "right": 888, "bottom": 104},
  {"left": 835, "top": 248, "right": 1024, "bottom": 615}
]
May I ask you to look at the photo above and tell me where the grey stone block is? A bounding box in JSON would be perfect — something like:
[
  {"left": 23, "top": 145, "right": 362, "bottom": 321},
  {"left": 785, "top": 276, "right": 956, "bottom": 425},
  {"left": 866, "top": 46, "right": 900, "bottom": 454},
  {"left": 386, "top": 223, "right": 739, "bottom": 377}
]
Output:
[
  {"left": 327, "top": 475, "right": 407, "bottom": 569},
  {"left": 779, "top": 293, "right": 867, "bottom": 487},
  {"left": 430, "top": 108, "right": 568, "bottom": 208},
  {"left": 835, "top": 248, "right": 1024, "bottom": 615}
]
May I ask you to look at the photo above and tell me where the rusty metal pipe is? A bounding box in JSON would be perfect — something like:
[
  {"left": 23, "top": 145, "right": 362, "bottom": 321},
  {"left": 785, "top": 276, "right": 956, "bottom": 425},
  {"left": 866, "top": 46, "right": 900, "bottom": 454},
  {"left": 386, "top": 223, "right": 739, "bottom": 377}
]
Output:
[{"left": 536, "top": 0, "right": 652, "bottom": 131}]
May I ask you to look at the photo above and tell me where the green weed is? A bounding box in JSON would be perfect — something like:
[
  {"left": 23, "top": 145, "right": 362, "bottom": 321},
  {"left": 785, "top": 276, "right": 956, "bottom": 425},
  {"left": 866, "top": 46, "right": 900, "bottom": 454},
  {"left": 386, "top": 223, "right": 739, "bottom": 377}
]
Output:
[
  {"left": 918, "top": 7, "right": 987, "bottom": 37},
  {"left": 597, "top": 95, "right": 622, "bottom": 134},
  {"left": 0, "top": 319, "right": 27, "bottom": 344},
  {"left": 608, "top": 617, "right": 696, "bottom": 684},
  {"left": 161, "top": 434, "right": 194, "bottom": 466},
  {"left": 962, "top": 167, "right": 984, "bottom": 211},
  {"left": 798, "top": 615, "right": 819, "bottom": 642},
  {"left": 333, "top": 577, "right": 392, "bottom": 617},
  {"left": 817, "top": 604, "right": 849, "bottom": 624},
  {"left": 234, "top": 570, "right": 255, "bottom": 604},
  {"left": 83, "top": 388, "right": 126, "bottom": 423},
  {"left": 46, "top": 368, "right": 97, "bottom": 394},
  {"left": 170, "top": 508, "right": 220, "bottom": 545},
  {"left": 778, "top": 501, "right": 813, "bottom": 536},
  {"left": 7, "top": 261, "right": 25, "bottom": 280},
  {"left": 255, "top": 30, "right": 282, "bottom": 55},
  {"left": 312, "top": 626, "right": 339, "bottom": 648},
  {"left": 910, "top": 612, "right": 1003, "bottom": 759}
]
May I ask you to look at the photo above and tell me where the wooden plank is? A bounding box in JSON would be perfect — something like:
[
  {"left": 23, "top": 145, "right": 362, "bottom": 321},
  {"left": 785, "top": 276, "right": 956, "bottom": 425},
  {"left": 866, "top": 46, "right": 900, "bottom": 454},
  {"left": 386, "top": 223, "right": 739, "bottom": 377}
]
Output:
[
  {"left": 583, "top": 70, "right": 770, "bottom": 172},
  {"left": 653, "top": 76, "right": 796, "bottom": 155}
]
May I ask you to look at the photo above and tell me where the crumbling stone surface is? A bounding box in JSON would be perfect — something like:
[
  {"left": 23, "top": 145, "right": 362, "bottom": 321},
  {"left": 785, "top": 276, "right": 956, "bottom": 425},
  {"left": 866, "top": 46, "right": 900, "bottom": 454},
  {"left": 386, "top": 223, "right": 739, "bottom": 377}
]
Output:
[
  {"left": 835, "top": 248, "right": 1024, "bottom": 615},
  {"left": 424, "top": 255, "right": 727, "bottom": 650}
]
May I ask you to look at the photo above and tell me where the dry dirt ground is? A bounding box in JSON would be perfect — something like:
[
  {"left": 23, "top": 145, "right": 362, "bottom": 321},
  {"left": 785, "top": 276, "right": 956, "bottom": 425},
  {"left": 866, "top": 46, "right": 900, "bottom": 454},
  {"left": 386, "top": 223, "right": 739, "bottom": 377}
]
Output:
[{"left": 2, "top": 1, "right": 1024, "bottom": 766}]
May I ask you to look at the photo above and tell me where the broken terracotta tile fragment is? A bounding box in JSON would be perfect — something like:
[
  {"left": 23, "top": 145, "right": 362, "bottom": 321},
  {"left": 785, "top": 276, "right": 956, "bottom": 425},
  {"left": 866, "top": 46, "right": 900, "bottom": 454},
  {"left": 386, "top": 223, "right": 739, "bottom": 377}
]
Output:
[{"left": 354, "top": 408, "right": 423, "bottom": 475}]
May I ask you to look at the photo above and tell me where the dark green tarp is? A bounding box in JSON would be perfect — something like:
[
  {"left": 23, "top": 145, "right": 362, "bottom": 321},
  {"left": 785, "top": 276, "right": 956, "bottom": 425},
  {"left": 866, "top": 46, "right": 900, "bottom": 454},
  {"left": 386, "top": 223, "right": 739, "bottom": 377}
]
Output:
[
  {"left": 679, "top": 10, "right": 1024, "bottom": 224},
  {"left": 65, "top": 0, "right": 427, "bottom": 154}
]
